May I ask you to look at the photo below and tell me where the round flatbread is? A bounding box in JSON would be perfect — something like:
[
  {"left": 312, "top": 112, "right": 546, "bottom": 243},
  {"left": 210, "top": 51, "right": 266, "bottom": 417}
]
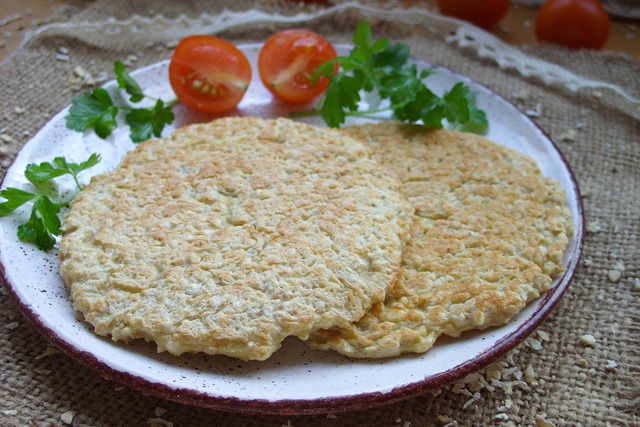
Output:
[
  {"left": 307, "top": 122, "right": 574, "bottom": 358},
  {"left": 59, "top": 117, "right": 413, "bottom": 361}
]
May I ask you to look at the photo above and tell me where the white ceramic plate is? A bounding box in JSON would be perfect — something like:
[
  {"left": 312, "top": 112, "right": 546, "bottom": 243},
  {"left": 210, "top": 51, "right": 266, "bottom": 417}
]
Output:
[{"left": 0, "top": 44, "right": 583, "bottom": 415}]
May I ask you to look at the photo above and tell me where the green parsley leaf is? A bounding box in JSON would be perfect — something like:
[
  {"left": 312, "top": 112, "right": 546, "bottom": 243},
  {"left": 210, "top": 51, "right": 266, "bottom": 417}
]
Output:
[
  {"left": 0, "top": 188, "right": 37, "bottom": 216},
  {"left": 66, "top": 88, "right": 118, "bottom": 139},
  {"left": 317, "top": 73, "right": 363, "bottom": 128},
  {"left": 457, "top": 89, "right": 489, "bottom": 134},
  {"left": 2, "top": 153, "right": 101, "bottom": 251},
  {"left": 125, "top": 99, "right": 175, "bottom": 143},
  {"left": 378, "top": 65, "right": 425, "bottom": 106},
  {"left": 393, "top": 85, "right": 442, "bottom": 125},
  {"left": 115, "top": 60, "right": 145, "bottom": 103},
  {"left": 65, "top": 60, "right": 177, "bottom": 143},
  {"left": 25, "top": 153, "right": 101, "bottom": 190},
  {"left": 371, "top": 42, "right": 410, "bottom": 71},
  {"left": 17, "top": 196, "right": 61, "bottom": 251},
  {"left": 312, "top": 20, "right": 489, "bottom": 134},
  {"left": 442, "top": 82, "right": 472, "bottom": 124},
  {"left": 460, "top": 107, "right": 489, "bottom": 134}
]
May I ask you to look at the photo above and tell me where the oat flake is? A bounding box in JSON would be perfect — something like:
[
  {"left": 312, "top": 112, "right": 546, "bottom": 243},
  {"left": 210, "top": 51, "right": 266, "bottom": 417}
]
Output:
[
  {"left": 608, "top": 270, "right": 622, "bottom": 283},
  {"left": 579, "top": 334, "right": 596, "bottom": 346},
  {"left": 61, "top": 411, "right": 74, "bottom": 425}
]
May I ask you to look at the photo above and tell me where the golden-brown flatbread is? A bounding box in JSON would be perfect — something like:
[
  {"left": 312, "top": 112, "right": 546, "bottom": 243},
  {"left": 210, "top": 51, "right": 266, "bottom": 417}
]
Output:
[
  {"left": 306, "top": 122, "right": 573, "bottom": 358},
  {"left": 59, "top": 117, "right": 414, "bottom": 361}
]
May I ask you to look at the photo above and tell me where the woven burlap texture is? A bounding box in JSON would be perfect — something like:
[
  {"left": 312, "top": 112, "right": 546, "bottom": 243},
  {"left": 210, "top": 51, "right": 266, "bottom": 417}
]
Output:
[{"left": 0, "top": 1, "right": 638, "bottom": 426}]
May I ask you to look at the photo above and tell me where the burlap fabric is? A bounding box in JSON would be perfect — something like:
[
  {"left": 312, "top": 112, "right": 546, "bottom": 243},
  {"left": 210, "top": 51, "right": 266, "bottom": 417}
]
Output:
[{"left": 0, "top": 1, "right": 638, "bottom": 425}]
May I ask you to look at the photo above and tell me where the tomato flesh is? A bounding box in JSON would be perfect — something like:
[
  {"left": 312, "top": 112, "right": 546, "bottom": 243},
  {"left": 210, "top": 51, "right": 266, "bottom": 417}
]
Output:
[
  {"left": 258, "top": 29, "right": 337, "bottom": 104},
  {"left": 169, "top": 35, "right": 251, "bottom": 114},
  {"left": 438, "top": 0, "right": 511, "bottom": 30},
  {"left": 535, "top": 0, "right": 610, "bottom": 50}
]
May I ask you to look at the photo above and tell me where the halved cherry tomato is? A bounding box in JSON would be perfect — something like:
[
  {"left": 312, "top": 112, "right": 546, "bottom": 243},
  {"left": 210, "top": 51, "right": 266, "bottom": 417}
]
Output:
[
  {"left": 169, "top": 35, "right": 251, "bottom": 114},
  {"left": 438, "top": 0, "right": 510, "bottom": 30},
  {"left": 258, "top": 29, "right": 337, "bottom": 104},
  {"left": 535, "top": 0, "right": 610, "bottom": 50}
]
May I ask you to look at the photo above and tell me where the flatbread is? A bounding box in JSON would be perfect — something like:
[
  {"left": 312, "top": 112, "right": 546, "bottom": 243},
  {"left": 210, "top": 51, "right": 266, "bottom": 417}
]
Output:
[
  {"left": 307, "top": 122, "right": 574, "bottom": 358},
  {"left": 59, "top": 117, "right": 414, "bottom": 361}
]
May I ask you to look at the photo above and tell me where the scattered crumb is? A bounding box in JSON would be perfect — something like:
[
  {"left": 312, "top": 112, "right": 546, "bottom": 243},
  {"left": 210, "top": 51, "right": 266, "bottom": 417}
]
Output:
[
  {"left": 524, "top": 364, "right": 535, "bottom": 383},
  {"left": 0, "top": 133, "right": 16, "bottom": 143},
  {"left": 122, "top": 54, "right": 139, "bottom": 66},
  {"left": 608, "top": 270, "right": 622, "bottom": 283},
  {"left": 6, "top": 321, "right": 19, "bottom": 330},
  {"left": 535, "top": 415, "right": 556, "bottom": 427},
  {"left": 459, "top": 372, "right": 483, "bottom": 385},
  {"left": 437, "top": 415, "right": 454, "bottom": 423},
  {"left": 35, "top": 346, "right": 59, "bottom": 360},
  {"left": 604, "top": 360, "right": 618, "bottom": 371},
  {"left": 155, "top": 407, "right": 167, "bottom": 417},
  {"left": 326, "top": 414, "right": 337, "bottom": 419},
  {"left": 536, "top": 330, "right": 550, "bottom": 342},
  {"left": 525, "top": 338, "right": 543, "bottom": 351},
  {"left": 592, "top": 91, "right": 603, "bottom": 99},
  {"left": 576, "top": 358, "right": 589, "bottom": 368},
  {"left": 586, "top": 220, "right": 602, "bottom": 234},
  {"left": 148, "top": 418, "right": 173, "bottom": 427},
  {"left": 462, "top": 391, "right": 481, "bottom": 409},
  {"left": 61, "top": 411, "right": 74, "bottom": 425},
  {"left": 114, "top": 385, "right": 126, "bottom": 391},
  {"left": 559, "top": 128, "right": 577, "bottom": 143},
  {"left": 579, "top": 334, "right": 596, "bottom": 347},
  {"left": 513, "top": 88, "right": 530, "bottom": 102},
  {"left": 525, "top": 103, "right": 543, "bottom": 117},
  {"left": 2, "top": 409, "right": 18, "bottom": 416},
  {"left": 494, "top": 413, "right": 510, "bottom": 421}
]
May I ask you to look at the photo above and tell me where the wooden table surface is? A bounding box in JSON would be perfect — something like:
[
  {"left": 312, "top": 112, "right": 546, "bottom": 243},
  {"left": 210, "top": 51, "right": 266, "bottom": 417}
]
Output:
[{"left": 1, "top": 0, "right": 638, "bottom": 62}]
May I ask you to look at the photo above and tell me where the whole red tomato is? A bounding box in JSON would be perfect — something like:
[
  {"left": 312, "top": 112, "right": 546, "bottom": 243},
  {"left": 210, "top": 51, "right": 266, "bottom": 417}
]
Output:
[
  {"left": 437, "top": 0, "right": 511, "bottom": 30},
  {"left": 535, "top": 0, "right": 610, "bottom": 49}
]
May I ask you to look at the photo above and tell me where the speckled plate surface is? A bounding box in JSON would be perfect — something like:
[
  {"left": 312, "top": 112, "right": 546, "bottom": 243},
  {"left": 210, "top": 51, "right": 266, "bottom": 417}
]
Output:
[{"left": 0, "top": 44, "right": 584, "bottom": 415}]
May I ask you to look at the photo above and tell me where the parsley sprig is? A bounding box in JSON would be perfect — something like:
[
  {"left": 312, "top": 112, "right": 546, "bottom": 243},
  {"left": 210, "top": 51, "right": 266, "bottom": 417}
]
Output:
[
  {"left": 310, "top": 21, "right": 488, "bottom": 133},
  {"left": 0, "top": 154, "right": 100, "bottom": 251},
  {"left": 65, "top": 60, "right": 177, "bottom": 143}
]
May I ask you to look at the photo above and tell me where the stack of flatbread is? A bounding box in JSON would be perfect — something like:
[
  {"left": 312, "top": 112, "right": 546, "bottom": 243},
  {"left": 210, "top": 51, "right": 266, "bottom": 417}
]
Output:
[{"left": 59, "top": 117, "right": 573, "bottom": 361}]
